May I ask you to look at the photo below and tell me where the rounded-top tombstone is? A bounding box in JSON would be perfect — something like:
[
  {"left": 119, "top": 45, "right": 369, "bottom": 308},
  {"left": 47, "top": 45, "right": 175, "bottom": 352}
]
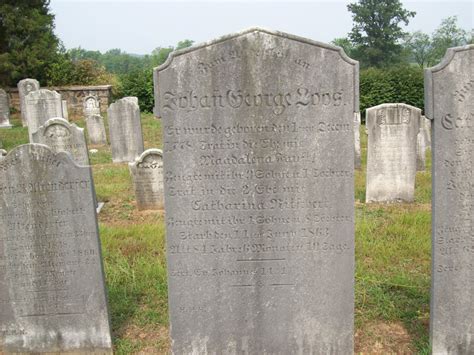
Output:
[
  {"left": 83, "top": 95, "right": 101, "bottom": 117},
  {"left": 17, "top": 78, "right": 40, "bottom": 127},
  {"left": 155, "top": 28, "right": 358, "bottom": 353}
]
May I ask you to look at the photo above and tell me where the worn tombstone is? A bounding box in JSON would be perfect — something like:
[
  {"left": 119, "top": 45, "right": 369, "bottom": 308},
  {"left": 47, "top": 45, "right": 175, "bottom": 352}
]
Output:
[
  {"left": 0, "top": 149, "right": 6, "bottom": 160},
  {"left": 129, "top": 149, "right": 164, "bottom": 210},
  {"left": 107, "top": 97, "right": 144, "bottom": 163},
  {"left": 365, "top": 103, "right": 421, "bottom": 203},
  {"left": 0, "top": 144, "right": 112, "bottom": 353},
  {"left": 17, "top": 78, "right": 40, "bottom": 127},
  {"left": 0, "top": 89, "right": 12, "bottom": 128},
  {"left": 354, "top": 112, "right": 361, "bottom": 169},
  {"left": 32, "top": 117, "right": 90, "bottom": 165},
  {"left": 62, "top": 99, "right": 69, "bottom": 120},
  {"left": 86, "top": 114, "right": 107, "bottom": 145},
  {"left": 155, "top": 28, "right": 358, "bottom": 353},
  {"left": 425, "top": 45, "right": 474, "bottom": 354},
  {"left": 416, "top": 115, "right": 431, "bottom": 170},
  {"left": 83, "top": 95, "right": 101, "bottom": 117},
  {"left": 24, "top": 89, "right": 63, "bottom": 141}
]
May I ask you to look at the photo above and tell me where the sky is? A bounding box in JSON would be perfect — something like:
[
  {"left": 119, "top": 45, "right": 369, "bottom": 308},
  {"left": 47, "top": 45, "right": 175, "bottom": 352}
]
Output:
[{"left": 50, "top": 0, "right": 473, "bottom": 54}]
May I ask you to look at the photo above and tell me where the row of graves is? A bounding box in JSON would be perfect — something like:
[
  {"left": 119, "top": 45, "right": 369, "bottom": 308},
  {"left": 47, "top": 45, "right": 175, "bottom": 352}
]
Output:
[{"left": 0, "top": 29, "right": 472, "bottom": 353}]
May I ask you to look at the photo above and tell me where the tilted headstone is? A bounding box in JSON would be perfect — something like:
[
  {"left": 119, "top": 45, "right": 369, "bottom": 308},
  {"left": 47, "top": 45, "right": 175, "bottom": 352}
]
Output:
[
  {"left": 83, "top": 95, "right": 101, "bottom": 117},
  {"left": 416, "top": 115, "right": 431, "bottom": 170},
  {"left": 0, "top": 89, "right": 12, "bottom": 128},
  {"left": 155, "top": 28, "right": 358, "bottom": 353},
  {"left": 32, "top": 117, "right": 90, "bottom": 166},
  {"left": 62, "top": 99, "right": 69, "bottom": 120},
  {"left": 0, "top": 144, "right": 112, "bottom": 353},
  {"left": 17, "top": 78, "right": 40, "bottom": 127},
  {"left": 24, "top": 89, "right": 63, "bottom": 141},
  {"left": 86, "top": 114, "right": 107, "bottom": 145},
  {"left": 425, "top": 45, "right": 474, "bottom": 354},
  {"left": 129, "top": 149, "right": 164, "bottom": 210},
  {"left": 365, "top": 103, "right": 421, "bottom": 203},
  {"left": 107, "top": 97, "right": 144, "bottom": 163},
  {"left": 354, "top": 112, "right": 361, "bottom": 169}
]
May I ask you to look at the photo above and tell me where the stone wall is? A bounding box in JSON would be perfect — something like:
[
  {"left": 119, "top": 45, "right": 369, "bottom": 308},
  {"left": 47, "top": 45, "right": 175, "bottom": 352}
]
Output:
[{"left": 6, "top": 85, "right": 112, "bottom": 118}]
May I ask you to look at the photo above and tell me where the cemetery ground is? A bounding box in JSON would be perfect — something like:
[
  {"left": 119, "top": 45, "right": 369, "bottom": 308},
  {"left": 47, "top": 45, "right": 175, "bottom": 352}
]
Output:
[{"left": 0, "top": 113, "right": 431, "bottom": 354}]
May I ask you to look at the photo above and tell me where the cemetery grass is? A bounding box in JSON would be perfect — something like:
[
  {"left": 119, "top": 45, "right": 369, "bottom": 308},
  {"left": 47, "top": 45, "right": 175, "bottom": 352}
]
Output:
[{"left": 0, "top": 115, "right": 431, "bottom": 354}]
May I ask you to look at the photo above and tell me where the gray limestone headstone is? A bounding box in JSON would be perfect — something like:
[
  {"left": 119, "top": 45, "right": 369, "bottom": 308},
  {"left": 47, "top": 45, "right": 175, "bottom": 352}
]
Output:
[
  {"left": 0, "top": 144, "right": 112, "bottom": 353},
  {"left": 0, "top": 89, "right": 12, "bottom": 129},
  {"left": 17, "top": 78, "right": 40, "bottom": 127},
  {"left": 154, "top": 28, "right": 358, "bottom": 353},
  {"left": 129, "top": 149, "right": 164, "bottom": 210},
  {"left": 0, "top": 149, "right": 6, "bottom": 160},
  {"left": 107, "top": 97, "right": 144, "bottom": 163},
  {"left": 83, "top": 95, "right": 101, "bottom": 117},
  {"left": 32, "top": 117, "right": 90, "bottom": 166},
  {"left": 365, "top": 103, "right": 421, "bottom": 203},
  {"left": 354, "top": 112, "right": 361, "bottom": 169},
  {"left": 425, "top": 44, "right": 474, "bottom": 354},
  {"left": 24, "top": 89, "right": 63, "bottom": 141},
  {"left": 62, "top": 99, "right": 69, "bottom": 120},
  {"left": 86, "top": 114, "right": 108, "bottom": 145},
  {"left": 416, "top": 115, "right": 431, "bottom": 171}
]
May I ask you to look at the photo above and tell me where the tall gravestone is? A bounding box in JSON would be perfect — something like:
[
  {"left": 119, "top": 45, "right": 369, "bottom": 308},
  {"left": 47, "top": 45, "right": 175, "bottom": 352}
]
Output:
[
  {"left": 17, "top": 78, "right": 40, "bottom": 127},
  {"left": 155, "top": 28, "right": 358, "bottom": 353},
  {"left": 354, "top": 112, "right": 361, "bottom": 169},
  {"left": 108, "top": 97, "right": 144, "bottom": 163},
  {"left": 129, "top": 149, "right": 164, "bottom": 210},
  {"left": 365, "top": 103, "right": 421, "bottom": 203},
  {"left": 84, "top": 95, "right": 101, "bottom": 117},
  {"left": 32, "top": 117, "right": 90, "bottom": 166},
  {"left": 86, "top": 114, "right": 108, "bottom": 145},
  {"left": 62, "top": 99, "right": 69, "bottom": 120},
  {"left": 425, "top": 45, "right": 474, "bottom": 354},
  {"left": 0, "top": 144, "right": 112, "bottom": 353},
  {"left": 416, "top": 115, "right": 431, "bottom": 171},
  {"left": 0, "top": 89, "right": 12, "bottom": 128},
  {"left": 24, "top": 89, "right": 63, "bottom": 141}
]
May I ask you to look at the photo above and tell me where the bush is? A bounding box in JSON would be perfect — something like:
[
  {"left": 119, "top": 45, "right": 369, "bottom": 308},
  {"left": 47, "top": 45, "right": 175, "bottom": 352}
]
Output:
[
  {"left": 119, "top": 69, "right": 154, "bottom": 113},
  {"left": 360, "top": 65, "right": 424, "bottom": 117}
]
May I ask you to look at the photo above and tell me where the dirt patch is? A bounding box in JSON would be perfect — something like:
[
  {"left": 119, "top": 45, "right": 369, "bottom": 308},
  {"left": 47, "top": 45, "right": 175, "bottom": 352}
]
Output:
[
  {"left": 355, "top": 321, "right": 414, "bottom": 354},
  {"left": 119, "top": 323, "right": 169, "bottom": 354}
]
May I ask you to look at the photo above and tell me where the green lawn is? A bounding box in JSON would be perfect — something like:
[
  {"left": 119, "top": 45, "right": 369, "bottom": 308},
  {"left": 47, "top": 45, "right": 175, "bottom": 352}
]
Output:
[{"left": 0, "top": 112, "right": 432, "bottom": 354}]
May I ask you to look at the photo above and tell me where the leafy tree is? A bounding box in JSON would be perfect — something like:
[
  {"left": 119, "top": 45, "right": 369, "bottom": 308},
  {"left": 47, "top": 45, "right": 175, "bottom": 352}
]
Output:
[
  {"left": 403, "top": 31, "right": 432, "bottom": 67},
  {"left": 176, "top": 39, "right": 194, "bottom": 51},
  {"left": 0, "top": 0, "right": 61, "bottom": 86},
  {"left": 331, "top": 37, "right": 356, "bottom": 58},
  {"left": 430, "top": 16, "right": 469, "bottom": 64},
  {"left": 347, "top": 0, "right": 415, "bottom": 67}
]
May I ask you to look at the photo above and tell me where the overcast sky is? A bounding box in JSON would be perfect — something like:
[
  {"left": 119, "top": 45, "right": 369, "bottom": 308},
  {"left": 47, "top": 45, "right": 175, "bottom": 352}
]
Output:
[{"left": 50, "top": 0, "right": 473, "bottom": 54}]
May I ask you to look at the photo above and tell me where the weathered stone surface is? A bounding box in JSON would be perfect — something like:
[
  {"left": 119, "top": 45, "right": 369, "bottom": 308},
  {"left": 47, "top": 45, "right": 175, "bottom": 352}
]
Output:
[
  {"left": 354, "top": 112, "right": 361, "bottom": 169},
  {"left": 107, "top": 97, "right": 144, "bottom": 163},
  {"left": 83, "top": 95, "right": 101, "bottom": 117},
  {"left": 0, "top": 89, "right": 12, "bottom": 128},
  {"left": 416, "top": 115, "right": 431, "bottom": 170},
  {"left": 86, "top": 114, "right": 107, "bottom": 145},
  {"left": 366, "top": 103, "right": 421, "bottom": 203},
  {"left": 425, "top": 45, "right": 474, "bottom": 354},
  {"left": 155, "top": 28, "right": 358, "bottom": 353},
  {"left": 62, "top": 99, "right": 69, "bottom": 120},
  {"left": 17, "top": 78, "right": 40, "bottom": 127},
  {"left": 24, "top": 89, "right": 63, "bottom": 141},
  {"left": 129, "top": 149, "right": 164, "bottom": 210},
  {"left": 0, "top": 144, "right": 112, "bottom": 353},
  {"left": 32, "top": 118, "right": 90, "bottom": 166},
  {"left": 0, "top": 149, "right": 6, "bottom": 159}
]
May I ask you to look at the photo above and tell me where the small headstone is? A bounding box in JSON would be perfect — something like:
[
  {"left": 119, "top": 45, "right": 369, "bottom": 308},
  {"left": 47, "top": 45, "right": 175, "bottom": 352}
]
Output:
[
  {"left": 425, "top": 44, "right": 474, "bottom": 354},
  {"left": 155, "top": 28, "right": 358, "bottom": 353},
  {"left": 0, "top": 89, "right": 12, "bottom": 128},
  {"left": 83, "top": 95, "right": 101, "bottom": 117},
  {"left": 0, "top": 149, "right": 6, "bottom": 159},
  {"left": 129, "top": 149, "right": 164, "bottom": 210},
  {"left": 86, "top": 114, "right": 107, "bottom": 145},
  {"left": 354, "top": 112, "right": 361, "bottom": 169},
  {"left": 62, "top": 99, "right": 69, "bottom": 120},
  {"left": 416, "top": 115, "right": 431, "bottom": 170},
  {"left": 24, "top": 89, "right": 63, "bottom": 141},
  {"left": 32, "top": 117, "right": 90, "bottom": 166},
  {"left": 0, "top": 144, "right": 112, "bottom": 353},
  {"left": 107, "top": 97, "right": 144, "bottom": 163},
  {"left": 17, "top": 78, "right": 40, "bottom": 127},
  {"left": 365, "top": 103, "right": 421, "bottom": 203}
]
